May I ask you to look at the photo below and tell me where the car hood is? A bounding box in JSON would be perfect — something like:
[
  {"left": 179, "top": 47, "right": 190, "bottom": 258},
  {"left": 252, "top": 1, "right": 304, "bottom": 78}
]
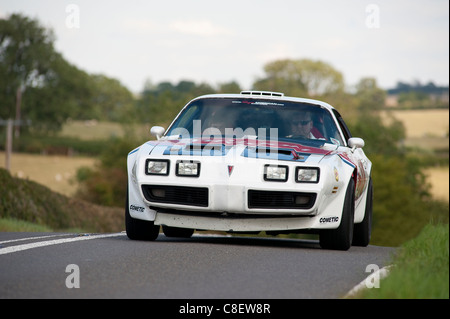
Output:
[{"left": 145, "top": 137, "right": 333, "bottom": 163}]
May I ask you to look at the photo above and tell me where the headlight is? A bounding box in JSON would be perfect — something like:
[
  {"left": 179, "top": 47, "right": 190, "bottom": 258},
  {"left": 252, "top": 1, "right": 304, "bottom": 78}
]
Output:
[
  {"left": 296, "top": 167, "right": 320, "bottom": 183},
  {"left": 146, "top": 159, "right": 169, "bottom": 175},
  {"left": 176, "top": 161, "right": 200, "bottom": 177},
  {"left": 264, "top": 165, "right": 288, "bottom": 182}
]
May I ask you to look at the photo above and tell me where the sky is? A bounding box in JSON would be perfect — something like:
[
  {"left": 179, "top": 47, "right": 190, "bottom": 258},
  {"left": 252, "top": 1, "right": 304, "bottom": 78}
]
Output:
[{"left": 1, "top": 0, "right": 449, "bottom": 94}]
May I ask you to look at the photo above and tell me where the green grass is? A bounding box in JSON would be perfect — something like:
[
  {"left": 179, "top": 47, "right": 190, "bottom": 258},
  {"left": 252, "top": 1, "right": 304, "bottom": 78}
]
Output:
[
  {"left": 358, "top": 223, "right": 449, "bottom": 299},
  {"left": 0, "top": 218, "right": 53, "bottom": 232}
]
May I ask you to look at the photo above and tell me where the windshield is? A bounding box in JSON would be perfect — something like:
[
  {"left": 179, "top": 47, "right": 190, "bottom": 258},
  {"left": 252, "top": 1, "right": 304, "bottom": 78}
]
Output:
[{"left": 165, "top": 98, "right": 344, "bottom": 146}]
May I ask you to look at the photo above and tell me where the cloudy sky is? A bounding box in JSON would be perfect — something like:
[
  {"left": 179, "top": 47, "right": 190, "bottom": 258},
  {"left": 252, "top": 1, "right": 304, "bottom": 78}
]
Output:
[{"left": 1, "top": 0, "right": 448, "bottom": 93}]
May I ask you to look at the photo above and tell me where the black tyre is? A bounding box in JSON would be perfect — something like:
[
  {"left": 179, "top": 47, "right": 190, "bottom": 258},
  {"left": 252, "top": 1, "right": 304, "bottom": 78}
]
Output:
[
  {"left": 125, "top": 188, "right": 160, "bottom": 241},
  {"left": 353, "top": 177, "right": 373, "bottom": 247},
  {"left": 162, "top": 225, "right": 194, "bottom": 238},
  {"left": 320, "top": 178, "right": 355, "bottom": 251}
]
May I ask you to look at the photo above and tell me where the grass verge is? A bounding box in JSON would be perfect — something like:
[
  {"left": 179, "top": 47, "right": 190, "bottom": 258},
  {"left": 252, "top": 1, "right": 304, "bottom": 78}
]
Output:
[
  {"left": 0, "top": 218, "right": 53, "bottom": 232},
  {"left": 357, "top": 223, "right": 449, "bottom": 299},
  {"left": 0, "top": 168, "right": 123, "bottom": 233}
]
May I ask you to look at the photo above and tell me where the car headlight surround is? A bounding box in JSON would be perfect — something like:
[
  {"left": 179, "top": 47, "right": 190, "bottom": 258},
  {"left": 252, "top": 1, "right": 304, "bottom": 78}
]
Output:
[
  {"left": 176, "top": 160, "right": 200, "bottom": 177},
  {"left": 145, "top": 159, "right": 170, "bottom": 176},
  {"left": 295, "top": 167, "right": 320, "bottom": 183},
  {"left": 264, "top": 164, "right": 288, "bottom": 182}
]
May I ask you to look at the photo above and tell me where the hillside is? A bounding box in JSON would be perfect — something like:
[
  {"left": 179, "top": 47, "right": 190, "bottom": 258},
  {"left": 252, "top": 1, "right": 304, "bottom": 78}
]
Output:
[{"left": 0, "top": 168, "right": 123, "bottom": 233}]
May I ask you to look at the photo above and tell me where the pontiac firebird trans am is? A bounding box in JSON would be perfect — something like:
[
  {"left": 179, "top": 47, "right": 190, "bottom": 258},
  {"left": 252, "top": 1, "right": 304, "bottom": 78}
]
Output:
[{"left": 126, "top": 91, "right": 373, "bottom": 250}]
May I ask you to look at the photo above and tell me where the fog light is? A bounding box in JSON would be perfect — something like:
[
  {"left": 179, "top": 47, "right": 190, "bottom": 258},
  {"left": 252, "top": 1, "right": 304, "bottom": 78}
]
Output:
[
  {"left": 151, "top": 188, "right": 166, "bottom": 198},
  {"left": 295, "top": 196, "right": 310, "bottom": 205}
]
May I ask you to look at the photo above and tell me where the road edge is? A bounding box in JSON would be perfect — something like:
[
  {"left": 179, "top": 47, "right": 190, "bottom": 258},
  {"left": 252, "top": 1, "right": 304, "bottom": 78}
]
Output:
[{"left": 343, "top": 265, "right": 393, "bottom": 298}]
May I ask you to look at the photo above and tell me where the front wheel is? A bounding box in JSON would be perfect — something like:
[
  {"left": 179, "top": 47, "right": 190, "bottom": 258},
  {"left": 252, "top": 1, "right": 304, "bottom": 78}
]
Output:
[
  {"left": 320, "top": 178, "right": 355, "bottom": 251},
  {"left": 125, "top": 189, "right": 160, "bottom": 241}
]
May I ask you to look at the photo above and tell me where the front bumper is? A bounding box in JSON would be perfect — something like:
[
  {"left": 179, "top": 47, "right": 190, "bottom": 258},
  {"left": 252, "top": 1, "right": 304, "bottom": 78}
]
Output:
[
  {"left": 129, "top": 148, "right": 350, "bottom": 232},
  {"left": 153, "top": 210, "right": 318, "bottom": 232}
]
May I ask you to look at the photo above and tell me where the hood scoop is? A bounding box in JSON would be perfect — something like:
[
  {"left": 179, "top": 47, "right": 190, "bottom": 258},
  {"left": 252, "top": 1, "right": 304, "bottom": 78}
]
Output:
[
  {"left": 163, "top": 143, "right": 229, "bottom": 156},
  {"left": 242, "top": 147, "right": 310, "bottom": 162}
]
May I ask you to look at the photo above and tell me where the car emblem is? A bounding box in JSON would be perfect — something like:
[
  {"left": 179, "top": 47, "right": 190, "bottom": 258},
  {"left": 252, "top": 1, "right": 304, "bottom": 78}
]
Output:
[{"left": 228, "top": 165, "right": 234, "bottom": 176}]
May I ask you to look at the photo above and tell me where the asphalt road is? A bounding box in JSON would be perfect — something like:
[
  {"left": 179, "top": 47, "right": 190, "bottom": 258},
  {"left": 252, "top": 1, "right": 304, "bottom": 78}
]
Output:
[{"left": 0, "top": 231, "right": 395, "bottom": 299}]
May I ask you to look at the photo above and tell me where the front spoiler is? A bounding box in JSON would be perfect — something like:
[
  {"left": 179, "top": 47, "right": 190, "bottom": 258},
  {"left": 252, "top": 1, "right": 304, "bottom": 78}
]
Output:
[{"left": 153, "top": 211, "right": 336, "bottom": 232}]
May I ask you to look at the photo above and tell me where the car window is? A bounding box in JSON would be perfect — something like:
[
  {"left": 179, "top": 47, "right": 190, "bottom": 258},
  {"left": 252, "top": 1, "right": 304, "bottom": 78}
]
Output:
[{"left": 166, "top": 98, "right": 344, "bottom": 146}]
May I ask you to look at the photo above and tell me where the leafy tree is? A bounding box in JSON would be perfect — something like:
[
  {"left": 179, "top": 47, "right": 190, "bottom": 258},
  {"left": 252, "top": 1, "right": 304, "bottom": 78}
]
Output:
[
  {"left": 89, "top": 74, "right": 135, "bottom": 122},
  {"left": 253, "top": 58, "right": 345, "bottom": 97},
  {"left": 349, "top": 113, "right": 405, "bottom": 156},
  {"left": 23, "top": 53, "right": 94, "bottom": 132},
  {"left": 354, "top": 77, "right": 386, "bottom": 112},
  {"left": 217, "top": 81, "right": 242, "bottom": 93},
  {"left": 1, "top": 13, "right": 136, "bottom": 133},
  {"left": 0, "top": 13, "right": 56, "bottom": 135},
  {"left": 136, "top": 79, "right": 215, "bottom": 126}
]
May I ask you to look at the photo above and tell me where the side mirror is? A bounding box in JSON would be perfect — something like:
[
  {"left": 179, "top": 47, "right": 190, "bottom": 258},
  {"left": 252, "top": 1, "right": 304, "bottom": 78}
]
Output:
[
  {"left": 348, "top": 137, "right": 365, "bottom": 151},
  {"left": 150, "top": 126, "right": 165, "bottom": 140}
]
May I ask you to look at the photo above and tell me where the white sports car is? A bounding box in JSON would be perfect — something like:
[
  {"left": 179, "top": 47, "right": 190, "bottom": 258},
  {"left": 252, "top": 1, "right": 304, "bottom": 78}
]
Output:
[{"left": 126, "top": 91, "right": 372, "bottom": 250}]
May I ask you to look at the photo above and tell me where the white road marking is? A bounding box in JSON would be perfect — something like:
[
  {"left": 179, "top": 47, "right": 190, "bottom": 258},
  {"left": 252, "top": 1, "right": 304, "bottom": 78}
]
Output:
[
  {"left": 0, "top": 233, "right": 126, "bottom": 256},
  {"left": 0, "top": 233, "right": 70, "bottom": 245},
  {"left": 343, "top": 265, "right": 393, "bottom": 298}
]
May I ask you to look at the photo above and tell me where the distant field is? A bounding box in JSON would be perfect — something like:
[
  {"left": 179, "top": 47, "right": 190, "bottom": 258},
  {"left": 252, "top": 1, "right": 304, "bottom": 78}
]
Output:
[
  {"left": 59, "top": 120, "right": 151, "bottom": 140},
  {"left": 424, "top": 167, "right": 449, "bottom": 202},
  {"left": 381, "top": 109, "right": 449, "bottom": 151},
  {"left": 0, "top": 152, "right": 96, "bottom": 197},
  {"left": 384, "top": 109, "right": 449, "bottom": 139}
]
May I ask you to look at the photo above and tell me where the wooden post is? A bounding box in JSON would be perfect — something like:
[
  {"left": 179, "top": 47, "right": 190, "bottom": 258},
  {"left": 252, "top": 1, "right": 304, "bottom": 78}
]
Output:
[
  {"left": 1, "top": 118, "right": 29, "bottom": 172},
  {"left": 15, "top": 87, "right": 22, "bottom": 138},
  {"left": 6, "top": 119, "right": 13, "bottom": 172}
]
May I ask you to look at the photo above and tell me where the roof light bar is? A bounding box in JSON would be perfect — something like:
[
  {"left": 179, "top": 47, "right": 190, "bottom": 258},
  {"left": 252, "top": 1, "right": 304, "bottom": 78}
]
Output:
[{"left": 240, "top": 91, "right": 284, "bottom": 97}]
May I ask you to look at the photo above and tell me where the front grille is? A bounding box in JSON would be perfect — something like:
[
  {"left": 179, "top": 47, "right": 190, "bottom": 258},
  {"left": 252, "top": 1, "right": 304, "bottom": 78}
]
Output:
[
  {"left": 142, "top": 185, "right": 208, "bottom": 207},
  {"left": 248, "top": 190, "right": 316, "bottom": 209}
]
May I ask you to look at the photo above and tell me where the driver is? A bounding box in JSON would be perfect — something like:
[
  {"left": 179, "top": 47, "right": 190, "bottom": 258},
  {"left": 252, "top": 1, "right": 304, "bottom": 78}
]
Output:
[{"left": 288, "top": 112, "right": 317, "bottom": 139}]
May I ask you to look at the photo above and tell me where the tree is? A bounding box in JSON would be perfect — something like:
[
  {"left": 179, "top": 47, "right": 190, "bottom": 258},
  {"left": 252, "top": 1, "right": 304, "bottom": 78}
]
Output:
[
  {"left": 354, "top": 77, "right": 386, "bottom": 111},
  {"left": 89, "top": 74, "right": 135, "bottom": 122},
  {"left": 217, "top": 81, "right": 242, "bottom": 93},
  {"left": 0, "top": 13, "right": 56, "bottom": 136},
  {"left": 22, "top": 52, "right": 95, "bottom": 132},
  {"left": 253, "top": 58, "right": 345, "bottom": 97}
]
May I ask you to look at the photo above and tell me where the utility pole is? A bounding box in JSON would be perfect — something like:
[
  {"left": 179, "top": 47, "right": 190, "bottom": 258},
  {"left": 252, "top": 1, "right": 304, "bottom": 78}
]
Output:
[
  {"left": 1, "top": 119, "right": 29, "bottom": 172},
  {"left": 6, "top": 119, "right": 13, "bottom": 171}
]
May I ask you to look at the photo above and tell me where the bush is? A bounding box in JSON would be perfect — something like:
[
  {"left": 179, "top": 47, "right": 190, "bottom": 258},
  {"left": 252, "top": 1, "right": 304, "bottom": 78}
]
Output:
[
  {"left": 75, "top": 136, "right": 139, "bottom": 207},
  {"left": 0, "top": 168, "right": 123, "bottom": 232},
  {"left": 370, "top": 154, "right": 449, "bottom": 246}
]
